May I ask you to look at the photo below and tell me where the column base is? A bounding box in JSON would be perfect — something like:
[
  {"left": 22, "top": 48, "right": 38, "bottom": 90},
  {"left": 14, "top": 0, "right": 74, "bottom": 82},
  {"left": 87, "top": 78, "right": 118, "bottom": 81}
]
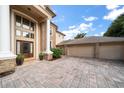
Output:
[
  {"left": 44, "top": 53, "right": 53, "bottom": 61},
  {"left": 43, "top": 51, "right": 53, "bottom": 61},
  {"left": 0, "top": 51, "right": 16, "bottom": 75}
]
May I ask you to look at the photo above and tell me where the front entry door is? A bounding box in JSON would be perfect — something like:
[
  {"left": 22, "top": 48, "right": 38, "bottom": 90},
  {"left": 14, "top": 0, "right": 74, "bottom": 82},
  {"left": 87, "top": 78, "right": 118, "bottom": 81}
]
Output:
[{"left": 16, "top": 40, "right": 34, "bottom": 58}]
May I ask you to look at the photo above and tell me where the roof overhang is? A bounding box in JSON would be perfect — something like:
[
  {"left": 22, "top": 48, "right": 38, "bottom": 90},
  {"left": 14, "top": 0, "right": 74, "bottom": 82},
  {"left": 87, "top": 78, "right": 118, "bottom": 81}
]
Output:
[
  {"left": 45, "top": 6, "right": 56, "bottom": 18},
  {"left": 57, "top": 37, "right": 124, "bottom": 46},
  {"left": 57, "top": 31, "right": 66, "bottom": 36},
  {"left": 50, "top": 22, "right": 58, "bottom": 28}
]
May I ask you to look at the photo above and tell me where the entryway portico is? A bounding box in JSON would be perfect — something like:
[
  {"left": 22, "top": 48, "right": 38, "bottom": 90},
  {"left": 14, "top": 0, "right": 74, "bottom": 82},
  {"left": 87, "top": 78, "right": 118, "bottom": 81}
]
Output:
[{"left": 0, "top": 5, "right": 55, "bottom": 74}]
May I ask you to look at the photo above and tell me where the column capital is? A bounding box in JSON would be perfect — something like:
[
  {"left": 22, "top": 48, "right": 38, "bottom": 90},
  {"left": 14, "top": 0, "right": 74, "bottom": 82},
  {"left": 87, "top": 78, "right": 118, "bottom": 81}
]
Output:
[{"left": 39, "top": 18, "right": 51, "bottom": 23}]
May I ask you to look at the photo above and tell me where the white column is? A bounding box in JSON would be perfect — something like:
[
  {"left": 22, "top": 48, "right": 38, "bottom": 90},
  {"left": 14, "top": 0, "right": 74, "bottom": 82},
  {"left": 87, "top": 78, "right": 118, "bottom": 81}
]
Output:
[
  {"left": 36, "top": 23, "right": 39, "bottom": 59},
  {"left": 45, "top": 19, "right": 52, "bottom": 54},
  {"left": 11, "top": 9, "right": 15, "bottom": 54},
  {"left": 0, "top": 5, "right": 16, "bottom": 60}
]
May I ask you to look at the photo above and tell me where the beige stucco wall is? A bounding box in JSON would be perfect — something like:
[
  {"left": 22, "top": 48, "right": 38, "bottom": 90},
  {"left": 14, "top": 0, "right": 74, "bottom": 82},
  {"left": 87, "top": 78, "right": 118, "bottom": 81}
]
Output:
[
  {"left": 67, "top": 45, "right": 94, "bottom": 58},
  {"left": 50, "top": 23, "right": 57, "bottom": 48},
  {"left": 99, "top": 44, "right": 124, "bottom": 60},
  {"left": 40, "top": 22, "right": 47, "bottom": 51},
  {"left": 56, "top": 32, "right": 65, "bottom": 44}
]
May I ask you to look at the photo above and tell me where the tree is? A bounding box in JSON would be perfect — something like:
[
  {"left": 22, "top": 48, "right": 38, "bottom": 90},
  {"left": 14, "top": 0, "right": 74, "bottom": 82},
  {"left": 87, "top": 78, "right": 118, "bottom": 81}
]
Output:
[
  {"left": 104, "top": 14, "right": 124, "bottom": 37},
  {"left": 74, "top": 33, "right": 86, "bottom": 39}
]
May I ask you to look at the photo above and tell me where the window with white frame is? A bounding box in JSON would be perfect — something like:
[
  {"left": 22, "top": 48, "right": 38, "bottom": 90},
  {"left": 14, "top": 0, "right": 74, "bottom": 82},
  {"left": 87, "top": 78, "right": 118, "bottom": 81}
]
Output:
[
  {"left": 15, "top": 14, "right": 36, "bottom": 58},
  {"left": 15, "top": 15, "right": 35, "bottom": 39}
]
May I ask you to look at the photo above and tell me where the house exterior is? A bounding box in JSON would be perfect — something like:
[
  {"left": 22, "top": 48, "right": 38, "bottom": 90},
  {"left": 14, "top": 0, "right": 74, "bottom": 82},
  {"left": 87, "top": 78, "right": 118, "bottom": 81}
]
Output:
[
  {"left": 50, "top": 22, "right": 58, "bottom": 48},
  {"left": 56, "top": 31, "right": 66, "bottom": 44},
  {"left": 57, "top": 36, "right": 124, "bottom": 61},
  {"left": 50, "top": 22, "right": 65, "bottom": 49},
  {"left": 0, "top": 5, "right": 56, "bottom": 74}
]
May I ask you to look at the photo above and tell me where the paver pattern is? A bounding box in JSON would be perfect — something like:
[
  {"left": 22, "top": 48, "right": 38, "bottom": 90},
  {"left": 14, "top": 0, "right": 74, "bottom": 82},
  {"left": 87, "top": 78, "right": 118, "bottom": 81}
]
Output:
[{"left": 0, "top": 56, "right": 124, "bottom": 88}]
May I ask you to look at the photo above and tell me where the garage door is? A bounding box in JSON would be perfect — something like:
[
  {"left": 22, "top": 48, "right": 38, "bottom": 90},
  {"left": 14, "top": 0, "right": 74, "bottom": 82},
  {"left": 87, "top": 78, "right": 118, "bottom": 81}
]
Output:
[
  {"left": 99, "top": 45, "right": 124, "bottom": 60},
  {"left": 67, "top": 45, "right": 94, "bottom": 58}
]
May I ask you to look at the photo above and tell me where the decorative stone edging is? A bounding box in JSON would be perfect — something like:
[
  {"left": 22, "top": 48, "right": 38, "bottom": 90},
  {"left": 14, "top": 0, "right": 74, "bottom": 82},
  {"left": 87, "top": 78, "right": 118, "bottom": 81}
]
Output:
[{"left": 0, "top": 59, "right": 16, "bottom": 75}]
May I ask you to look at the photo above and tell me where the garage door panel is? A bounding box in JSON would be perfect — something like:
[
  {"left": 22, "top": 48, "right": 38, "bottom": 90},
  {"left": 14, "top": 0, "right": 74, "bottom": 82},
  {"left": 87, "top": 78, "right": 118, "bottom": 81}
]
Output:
[
  {"left": 67, "top": 46, "right": 94, "bottom": 58},
  {"left": 99, "top": 45, "right": 124, "bottom": 60}
]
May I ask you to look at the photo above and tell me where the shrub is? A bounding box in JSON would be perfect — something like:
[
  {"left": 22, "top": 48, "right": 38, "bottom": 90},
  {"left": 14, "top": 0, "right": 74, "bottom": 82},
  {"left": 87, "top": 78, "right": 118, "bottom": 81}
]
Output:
[
  {"left": 16, "top": 54, "right": 24, "bottom": 66},
  {"left": 39, "top": 52, "right": 44, "bottom": 60},
  {"left": 51, "top": 48, "right": 63, "bottom": 58}
]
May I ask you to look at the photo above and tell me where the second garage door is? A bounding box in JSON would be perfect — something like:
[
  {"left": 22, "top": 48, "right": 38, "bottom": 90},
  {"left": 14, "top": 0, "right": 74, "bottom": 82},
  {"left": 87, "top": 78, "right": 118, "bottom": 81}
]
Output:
[{"left": 99, "top": 44, "right": 124, "bottom": 60}]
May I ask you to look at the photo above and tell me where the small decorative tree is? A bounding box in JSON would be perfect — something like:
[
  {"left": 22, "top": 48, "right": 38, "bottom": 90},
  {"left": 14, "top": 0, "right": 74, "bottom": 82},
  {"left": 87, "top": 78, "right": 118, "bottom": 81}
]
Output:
[{"left": 74, "top": 33, "right": 86, "bottom": 39}]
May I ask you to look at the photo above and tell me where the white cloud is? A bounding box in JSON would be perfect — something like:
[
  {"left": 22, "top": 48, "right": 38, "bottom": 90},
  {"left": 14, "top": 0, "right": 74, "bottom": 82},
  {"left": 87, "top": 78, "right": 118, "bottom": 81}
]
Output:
[
  {"left": 106, "top": 5, "right": 120, "bottom": 10},
  {"left": 83, "top": 16, "right": 98, "bottom": 21},
  {"left": 100, "top": 31, "right": 105, "bottom": 36},
  {"left": 69, "top": 25, "right": 76, "bottom": 29},
  {"left": 93, "top": 31, "right": 105, "bottom": 36},
  {"left": 103, "top": 6, "right": 124, "bottom": 21},
  {"left": 62, "top": 28, "right": 81, "bottom": 40},
  {"left": 79, "top": 23, "right": 93, "bottom": 31},
  {"left": 62, "top": 23, "right": 93, "bottom": 40},
  {"left": 94, "top": 34, "right": 99, "bottom": 36}
]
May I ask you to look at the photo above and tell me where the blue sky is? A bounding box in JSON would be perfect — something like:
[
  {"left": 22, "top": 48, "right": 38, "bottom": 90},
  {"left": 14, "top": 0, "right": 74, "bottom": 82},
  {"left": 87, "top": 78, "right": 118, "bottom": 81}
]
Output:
[{"left": 51, "top": 5, "right": 124, "bottom": 40}]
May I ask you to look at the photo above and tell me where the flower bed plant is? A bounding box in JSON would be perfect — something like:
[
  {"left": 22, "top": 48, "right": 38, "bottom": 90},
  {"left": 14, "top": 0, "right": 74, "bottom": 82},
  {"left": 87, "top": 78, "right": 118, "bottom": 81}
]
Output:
[{"left": 51, "top": 48, "right": 63, "bottom": 58}]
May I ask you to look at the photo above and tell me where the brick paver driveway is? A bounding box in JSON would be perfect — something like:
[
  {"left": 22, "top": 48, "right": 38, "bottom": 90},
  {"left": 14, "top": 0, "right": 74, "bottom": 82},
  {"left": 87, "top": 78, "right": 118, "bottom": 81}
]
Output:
[{"left": 0, "top": 56, "right": 124, "bottom": 88}]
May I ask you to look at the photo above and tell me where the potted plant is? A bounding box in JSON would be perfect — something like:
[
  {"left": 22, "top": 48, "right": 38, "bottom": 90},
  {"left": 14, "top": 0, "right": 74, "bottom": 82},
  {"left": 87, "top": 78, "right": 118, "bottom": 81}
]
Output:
[
  {"left": 39, "top": 52, "right": 44, "bottom": 60},
  {"left": 16, "top": 54, "right": 24, "bottom": 66}
]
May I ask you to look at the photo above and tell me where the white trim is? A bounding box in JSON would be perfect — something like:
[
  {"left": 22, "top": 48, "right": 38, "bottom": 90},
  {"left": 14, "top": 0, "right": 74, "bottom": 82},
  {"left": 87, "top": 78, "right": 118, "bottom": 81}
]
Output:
[
  {"left": 12, "top": 9, "right": 38, "bottom": 24},
  {"left": 33, "top": 5, "right": 52, "bottom": 19}
]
